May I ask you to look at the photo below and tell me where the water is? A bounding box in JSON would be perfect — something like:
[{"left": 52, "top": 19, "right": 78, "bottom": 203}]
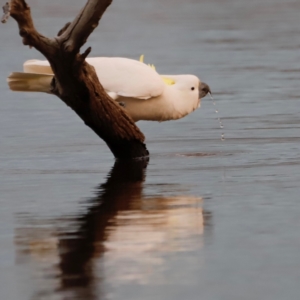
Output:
[
  {"left": 1, "top": 0, "right": 300, "bottom": 299},
  {"left": 209, "top": 93, "right": 225, "bottom": 140}
]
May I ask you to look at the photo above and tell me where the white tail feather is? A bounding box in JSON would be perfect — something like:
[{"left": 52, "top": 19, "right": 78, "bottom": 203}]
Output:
[
  {"left": 7, "top": 72, "right": 53, "bottom": 93},
  {"left": 23, "top": 59, "right": 53, "bottom": 74}
]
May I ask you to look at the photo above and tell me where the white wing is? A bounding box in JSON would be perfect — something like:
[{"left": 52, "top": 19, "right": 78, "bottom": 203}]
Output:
[
  {"left": 24, "top": 57, "right": 165, "bottom": 100},
  {"left": 87, "top": 57, "right": 164, "bottom": 99}
]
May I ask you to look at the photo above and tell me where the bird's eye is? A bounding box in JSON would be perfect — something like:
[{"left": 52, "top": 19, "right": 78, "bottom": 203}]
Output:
[{"left": 191, "top": 87, "right": 195, "bottom": 91}]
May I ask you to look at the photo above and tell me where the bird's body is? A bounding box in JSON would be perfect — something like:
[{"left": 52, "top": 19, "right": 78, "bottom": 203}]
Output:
[{"left": 8, "top": 57, "right": 210, "bottom": 122}]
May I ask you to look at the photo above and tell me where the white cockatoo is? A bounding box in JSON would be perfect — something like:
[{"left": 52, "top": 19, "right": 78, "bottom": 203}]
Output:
[{"left": 7, "top": 56, "right": 210, "bottom": 122}]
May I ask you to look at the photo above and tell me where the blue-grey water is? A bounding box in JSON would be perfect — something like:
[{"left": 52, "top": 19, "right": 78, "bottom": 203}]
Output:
[{"left": 1, "top": 0, "right": 300, "bottom": 299}]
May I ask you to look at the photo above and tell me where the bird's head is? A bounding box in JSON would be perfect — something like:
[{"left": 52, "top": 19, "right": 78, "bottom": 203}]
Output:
[
  {"left": 160, "top": 74, "right": 211, "bottom": 119},
  {"left": 164, "top": 75, "right": 211, "bottom": 102}
]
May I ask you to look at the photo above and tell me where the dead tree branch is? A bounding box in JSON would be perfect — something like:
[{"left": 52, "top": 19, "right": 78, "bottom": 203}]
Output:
[
  {"left": 2, "top": 0, "right": 149, "bottom": 159},
  {"left": 58, "top": 0, "right": 113, "bottom": 54}
]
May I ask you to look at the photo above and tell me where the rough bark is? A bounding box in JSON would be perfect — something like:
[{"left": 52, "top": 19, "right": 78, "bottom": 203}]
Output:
[{"left": 2, "top": 0, "right": 149, "bottom": 159}]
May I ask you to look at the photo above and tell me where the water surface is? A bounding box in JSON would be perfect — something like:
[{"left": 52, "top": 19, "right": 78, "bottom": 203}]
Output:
[{"left": 1, "top": 0, "right": 300, "bottom": 299}]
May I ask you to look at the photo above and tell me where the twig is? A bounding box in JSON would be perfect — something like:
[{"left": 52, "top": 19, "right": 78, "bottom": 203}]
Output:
[{"left": 1, "top": 2, "right": 11, "bottom": 23}]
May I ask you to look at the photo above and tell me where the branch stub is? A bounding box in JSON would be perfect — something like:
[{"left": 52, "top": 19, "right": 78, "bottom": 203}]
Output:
[{"left": 1, "top": 2, "right": 11, "bottom": 23}]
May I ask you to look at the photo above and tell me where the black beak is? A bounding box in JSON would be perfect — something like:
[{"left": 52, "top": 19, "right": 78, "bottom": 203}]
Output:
[{"left": 199, "top": 82, "right": 211, "bottom": 99}]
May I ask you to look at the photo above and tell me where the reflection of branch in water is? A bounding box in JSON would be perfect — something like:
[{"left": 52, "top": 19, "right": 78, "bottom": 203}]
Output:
[
  {"left": 57, "top": 159, "right": 148, "bottom": 296},
  {"left": 15, "top": 159, "right": 211, "bottom": 298}
]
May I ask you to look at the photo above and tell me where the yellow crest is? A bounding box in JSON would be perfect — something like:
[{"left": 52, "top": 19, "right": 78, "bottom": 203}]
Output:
[
  {"left": 139, "top": 54, "right": 175, "bottom": 85},
  {"left": 139, "top": 54, "right": 156, "bottom": 71},
  {"left": 161, "top": 77, "right": 175, "bottom": 85}
]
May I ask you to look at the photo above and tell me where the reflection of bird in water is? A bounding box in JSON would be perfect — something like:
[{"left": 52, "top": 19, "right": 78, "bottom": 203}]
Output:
[
  {"left": 14, "top": 160, "right": 211, "bottom": 298},
  {"left": 8, "top": 56, "right": 211, "bottom": 122},
  {"left": 104, "top": 195, "right": 204, "bottom": 284}
]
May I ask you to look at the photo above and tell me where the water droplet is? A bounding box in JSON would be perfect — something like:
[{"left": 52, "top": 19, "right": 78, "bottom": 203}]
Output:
[{"left": 209, "top": 93, "right": 225, "bottom": 141}]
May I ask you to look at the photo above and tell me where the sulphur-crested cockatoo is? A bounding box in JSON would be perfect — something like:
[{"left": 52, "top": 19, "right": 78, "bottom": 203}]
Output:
[{"left": 7, "top": 56, "right": 210, "bottom": 122}]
